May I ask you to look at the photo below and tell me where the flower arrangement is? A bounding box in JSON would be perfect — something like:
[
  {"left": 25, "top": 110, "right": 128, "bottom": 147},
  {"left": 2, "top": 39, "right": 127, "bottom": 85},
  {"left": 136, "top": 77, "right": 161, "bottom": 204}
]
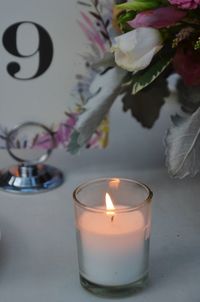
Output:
[
  {"left": 68, "top": 0, "right": 200, "bottom": 178},
  {"left": 112, "top": 0, "right": 200, "bottom": 86}
]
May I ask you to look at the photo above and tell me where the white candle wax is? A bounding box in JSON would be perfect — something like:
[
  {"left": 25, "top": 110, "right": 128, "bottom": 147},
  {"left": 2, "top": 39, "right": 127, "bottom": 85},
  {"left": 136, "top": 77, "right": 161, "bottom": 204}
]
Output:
[{"left": 76, "top": 206, "right": 149, "bottom": 286}]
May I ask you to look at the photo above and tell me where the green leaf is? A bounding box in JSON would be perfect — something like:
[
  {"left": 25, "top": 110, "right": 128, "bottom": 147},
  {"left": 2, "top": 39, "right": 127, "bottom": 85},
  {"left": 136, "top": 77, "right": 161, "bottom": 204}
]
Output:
[
  {"left": 122, "top": 70, "right": 169, "bottom": 128},
  {"left": 131, "top": 55, "right": 172, "bottom": 95},
  {"left": 166, "top": 106, "right": 200, "bottom": 178},
  {"left": 67, "top": 130, "right": 81, "bottom": 154},
  {"left": 117, "top": 0, "right": 161, "bottom": 12},
  {"left": 117, "top": 11, "right": 136, "bottom": 31},
  {"left": 68, "top": 67, "right": 126, "bottom": 154}
]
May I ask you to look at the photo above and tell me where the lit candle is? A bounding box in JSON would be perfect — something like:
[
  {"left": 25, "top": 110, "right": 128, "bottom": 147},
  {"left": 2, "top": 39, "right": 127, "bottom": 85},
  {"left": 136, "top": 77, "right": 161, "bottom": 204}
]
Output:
[{"left": 76, "top": 193, "right": 149, "bottom": 286}]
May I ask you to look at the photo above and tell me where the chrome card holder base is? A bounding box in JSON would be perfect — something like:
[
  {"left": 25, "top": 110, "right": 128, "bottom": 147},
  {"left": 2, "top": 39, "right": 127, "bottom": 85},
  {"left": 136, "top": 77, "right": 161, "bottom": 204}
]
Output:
[
  {"left": 0, "top": 122, "right": 64, "bottom": 194},
  {"left": 0, "top": 164, "right": 63, "bottom": 194}
]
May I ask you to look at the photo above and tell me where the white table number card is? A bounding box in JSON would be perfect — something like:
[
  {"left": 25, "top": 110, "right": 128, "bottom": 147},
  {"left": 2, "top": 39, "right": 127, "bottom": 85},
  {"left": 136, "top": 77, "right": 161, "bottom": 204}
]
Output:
[{"left": 0, "top": 0, "right": 112, "bottom": 151}]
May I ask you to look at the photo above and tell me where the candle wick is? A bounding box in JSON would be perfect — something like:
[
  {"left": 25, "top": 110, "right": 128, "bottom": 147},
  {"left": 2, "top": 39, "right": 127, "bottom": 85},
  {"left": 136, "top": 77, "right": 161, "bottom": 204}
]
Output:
[{"left": 111, "top": 215, "right": 114, "bottom": 222}]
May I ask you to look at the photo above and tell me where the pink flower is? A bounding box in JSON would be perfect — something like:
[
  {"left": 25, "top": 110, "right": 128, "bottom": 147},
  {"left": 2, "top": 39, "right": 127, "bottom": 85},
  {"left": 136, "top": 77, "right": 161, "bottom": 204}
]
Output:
[
  {"left": 32, "top": 114, "right": 77, "bottom": 149},
  {"left": 173, "top": 47, "right": 200, "bottom": 86},
  {"left": 128, "top": 7, "right": 187, "bottom": 29},
  {"left": 169, "top": 0, "right": 200, "bottom": 9}
]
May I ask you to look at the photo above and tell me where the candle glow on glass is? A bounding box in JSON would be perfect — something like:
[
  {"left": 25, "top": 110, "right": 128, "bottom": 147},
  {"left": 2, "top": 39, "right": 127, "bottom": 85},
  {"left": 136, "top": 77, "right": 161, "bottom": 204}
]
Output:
[{"left": 109, "top": 178, "right": 120, "bottom": 189}]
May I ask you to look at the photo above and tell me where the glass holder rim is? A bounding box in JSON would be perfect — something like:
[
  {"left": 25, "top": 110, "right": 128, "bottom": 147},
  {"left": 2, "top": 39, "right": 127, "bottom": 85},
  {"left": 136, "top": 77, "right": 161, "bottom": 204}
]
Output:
[{"left": 73, "top": 177, "right": 153, "bottom": 213}]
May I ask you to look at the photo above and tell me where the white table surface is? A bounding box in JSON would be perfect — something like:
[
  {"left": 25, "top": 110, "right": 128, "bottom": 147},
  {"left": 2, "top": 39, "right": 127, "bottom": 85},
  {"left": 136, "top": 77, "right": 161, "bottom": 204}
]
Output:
[{"left": 0, "top": 149, "right": 199, "bottom": 302}]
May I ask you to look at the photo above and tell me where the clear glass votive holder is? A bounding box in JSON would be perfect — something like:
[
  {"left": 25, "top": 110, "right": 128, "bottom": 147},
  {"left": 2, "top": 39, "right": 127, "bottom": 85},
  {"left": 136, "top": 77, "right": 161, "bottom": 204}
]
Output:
[{"left": 73, "top": 178, "right": 153, "bottom": 297}]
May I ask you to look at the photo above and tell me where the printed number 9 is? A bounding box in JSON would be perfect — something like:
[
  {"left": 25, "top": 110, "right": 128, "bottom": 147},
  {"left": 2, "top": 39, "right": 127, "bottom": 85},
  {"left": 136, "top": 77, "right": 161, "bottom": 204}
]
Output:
[{"left": 3, "top": 22, "right": 53, "bottom": 80}]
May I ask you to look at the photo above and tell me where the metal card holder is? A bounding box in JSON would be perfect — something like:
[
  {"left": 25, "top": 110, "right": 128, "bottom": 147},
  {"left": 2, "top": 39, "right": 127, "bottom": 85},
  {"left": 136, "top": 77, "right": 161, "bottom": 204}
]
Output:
[{"left": 0, "top": 122, "right": 64, "bottom": 193}]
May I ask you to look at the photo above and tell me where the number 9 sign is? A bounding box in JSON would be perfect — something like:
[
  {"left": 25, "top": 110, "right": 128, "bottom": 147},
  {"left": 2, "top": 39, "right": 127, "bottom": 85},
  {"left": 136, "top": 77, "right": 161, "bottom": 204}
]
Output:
[
  {"left": 0, "top": 0, "right": 91, "bottom": 151},
  {"left": 2, "top": 21, "right": 53, "bottom": 80}
]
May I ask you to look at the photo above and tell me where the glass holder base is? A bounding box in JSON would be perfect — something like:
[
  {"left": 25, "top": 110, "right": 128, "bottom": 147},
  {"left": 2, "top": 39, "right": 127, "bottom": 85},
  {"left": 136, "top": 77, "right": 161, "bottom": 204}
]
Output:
[{"left": 80, "top": 273, "right": 149, "bottom": 298}]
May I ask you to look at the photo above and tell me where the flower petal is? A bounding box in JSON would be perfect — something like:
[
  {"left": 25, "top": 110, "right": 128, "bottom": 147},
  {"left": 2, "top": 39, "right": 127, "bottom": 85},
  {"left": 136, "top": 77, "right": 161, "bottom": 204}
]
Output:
[
  {"left": 173, "top": 47, "right": 200, "bottom": 85},
  {"left": 112, "top": 28, "right": 163, "bottom": 72},
  {"left": 128, "top": 7, "right": 187, "bottom": 29}
]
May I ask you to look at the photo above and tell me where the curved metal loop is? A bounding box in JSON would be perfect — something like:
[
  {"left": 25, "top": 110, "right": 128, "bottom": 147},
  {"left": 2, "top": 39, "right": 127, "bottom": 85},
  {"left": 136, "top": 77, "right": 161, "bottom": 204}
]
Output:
[{"left": 6, "top": 122, "right": 55, "bottom": 165}]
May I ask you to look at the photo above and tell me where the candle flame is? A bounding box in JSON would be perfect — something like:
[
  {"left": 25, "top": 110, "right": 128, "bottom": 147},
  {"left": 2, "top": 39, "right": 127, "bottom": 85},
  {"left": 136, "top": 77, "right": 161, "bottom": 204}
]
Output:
[{"left": 105, "top": 193, "right": 115, "bottom": 216}]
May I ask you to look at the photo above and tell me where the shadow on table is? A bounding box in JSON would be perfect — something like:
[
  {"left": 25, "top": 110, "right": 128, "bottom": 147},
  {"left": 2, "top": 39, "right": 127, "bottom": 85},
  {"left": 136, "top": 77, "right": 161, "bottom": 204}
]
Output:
[
  {"left": 0, "top": 215, "right": 30, "bottom": 281},
  {"left": 149, "top": 243, "right": 200, "bottom": 288}
]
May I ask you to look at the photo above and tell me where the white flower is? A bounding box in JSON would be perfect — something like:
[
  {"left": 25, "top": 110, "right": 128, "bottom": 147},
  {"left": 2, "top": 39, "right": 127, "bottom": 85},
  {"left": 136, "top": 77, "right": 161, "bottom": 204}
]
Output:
[{"left": 112, "top": 27, "right": 163, "bottom": 72}]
